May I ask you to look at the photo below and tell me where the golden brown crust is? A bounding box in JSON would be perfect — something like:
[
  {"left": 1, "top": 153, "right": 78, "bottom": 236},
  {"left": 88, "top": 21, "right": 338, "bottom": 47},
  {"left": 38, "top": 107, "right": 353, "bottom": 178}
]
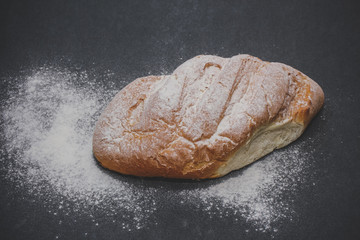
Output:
[{"left": 92, "top": 54, "right": 324, "bottom": 179}]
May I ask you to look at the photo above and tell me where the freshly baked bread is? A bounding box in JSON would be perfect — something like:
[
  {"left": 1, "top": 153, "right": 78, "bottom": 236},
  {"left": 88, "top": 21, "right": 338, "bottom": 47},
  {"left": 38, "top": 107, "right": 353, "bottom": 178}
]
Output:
[{"left": 93, "top": 54, "right": 324, "bottom": 179}]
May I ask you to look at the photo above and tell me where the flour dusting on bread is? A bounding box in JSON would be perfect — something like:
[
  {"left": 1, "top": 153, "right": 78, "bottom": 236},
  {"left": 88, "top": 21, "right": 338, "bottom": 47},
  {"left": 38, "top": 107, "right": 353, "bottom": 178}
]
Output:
[{"left": 93, "top": 54, "right": 324, "bottom": 179}]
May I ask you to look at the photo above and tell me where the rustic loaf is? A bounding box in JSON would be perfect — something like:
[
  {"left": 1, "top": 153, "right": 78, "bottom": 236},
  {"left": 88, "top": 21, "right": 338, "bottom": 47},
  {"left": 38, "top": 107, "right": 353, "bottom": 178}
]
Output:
[{"left": 93, "top": 54, "right": 324, "bottom": 179}]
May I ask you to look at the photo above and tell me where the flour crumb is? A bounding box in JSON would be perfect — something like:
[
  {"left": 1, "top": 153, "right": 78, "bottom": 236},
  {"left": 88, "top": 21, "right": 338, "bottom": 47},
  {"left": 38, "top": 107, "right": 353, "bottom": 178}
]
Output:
[
  {"left": 1, "top": 67, "right": 157, "bottom": 230},
  {"left": 185, "top": 143, "right": 313, "bottom": 232}
]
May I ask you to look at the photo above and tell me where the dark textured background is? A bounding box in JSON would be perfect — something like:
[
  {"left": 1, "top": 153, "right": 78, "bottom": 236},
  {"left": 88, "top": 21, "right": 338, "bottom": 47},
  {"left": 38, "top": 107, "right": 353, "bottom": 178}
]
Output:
[{"left": 1, "top": 0, "right": 359, "bottom": 239}]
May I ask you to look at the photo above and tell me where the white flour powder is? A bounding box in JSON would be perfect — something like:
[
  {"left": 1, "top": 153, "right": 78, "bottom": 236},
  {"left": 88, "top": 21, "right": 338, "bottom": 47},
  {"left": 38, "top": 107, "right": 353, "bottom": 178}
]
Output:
[
  {"left": 1, "top": 66, "right": 314, "bottom": 233},
  {"left": 189, "top": 144, "right": 312, "bottom": 232},
  {"left": 1, "top": 68, "right": 157, "bottom": 230}
]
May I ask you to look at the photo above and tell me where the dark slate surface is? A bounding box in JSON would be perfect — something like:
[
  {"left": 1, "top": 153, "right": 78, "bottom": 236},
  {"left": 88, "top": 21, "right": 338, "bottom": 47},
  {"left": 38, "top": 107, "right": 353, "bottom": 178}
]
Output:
[{"left": 0, "top": 0, "right": 359, "bottom": 239}]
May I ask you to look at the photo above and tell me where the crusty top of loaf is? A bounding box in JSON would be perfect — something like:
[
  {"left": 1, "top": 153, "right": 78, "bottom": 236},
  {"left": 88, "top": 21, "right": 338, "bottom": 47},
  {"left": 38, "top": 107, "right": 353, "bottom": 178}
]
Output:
[{"left": 93, "top": 54, "right": 324, "bottom": 179}]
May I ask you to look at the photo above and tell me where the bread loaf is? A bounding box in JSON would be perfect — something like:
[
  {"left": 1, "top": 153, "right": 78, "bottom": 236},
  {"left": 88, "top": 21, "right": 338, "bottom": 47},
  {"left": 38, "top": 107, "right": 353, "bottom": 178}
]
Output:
[{"left": 93, "top": 54, "right": 324, "bottom": 179}]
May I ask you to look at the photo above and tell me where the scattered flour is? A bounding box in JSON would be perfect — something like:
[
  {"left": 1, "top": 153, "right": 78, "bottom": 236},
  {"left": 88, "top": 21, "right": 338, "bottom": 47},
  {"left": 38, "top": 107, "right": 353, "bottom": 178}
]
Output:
[
  {"left": 189, "top": 144, "right": 311, "bottom": 232},
  {"left": 0, "top": 66, "right": 314, "bottom": 233},
  {"left": 1, "top": 67, "right": 157, "bottom": 230}
]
